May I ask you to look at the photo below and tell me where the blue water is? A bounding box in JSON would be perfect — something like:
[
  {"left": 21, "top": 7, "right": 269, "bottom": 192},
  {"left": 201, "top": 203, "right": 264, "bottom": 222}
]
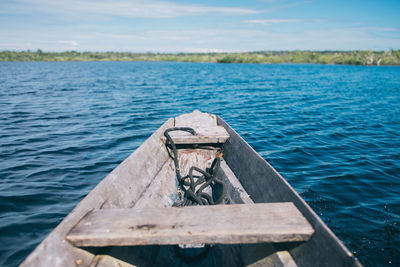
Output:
[{"left": 0, "top": 62, "right": 399, "bottom": 266}]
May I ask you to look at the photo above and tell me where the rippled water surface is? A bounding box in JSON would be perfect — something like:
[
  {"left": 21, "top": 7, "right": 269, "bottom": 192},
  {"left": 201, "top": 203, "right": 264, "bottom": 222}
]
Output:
[{"left": 0, "top": 62, "right": 399, "bottom": 266}]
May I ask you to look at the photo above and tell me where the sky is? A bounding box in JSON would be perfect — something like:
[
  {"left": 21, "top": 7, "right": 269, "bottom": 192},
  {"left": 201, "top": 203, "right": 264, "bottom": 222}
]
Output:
[{"left": 1, "top": 0, "right": 400, "bottom": 52}]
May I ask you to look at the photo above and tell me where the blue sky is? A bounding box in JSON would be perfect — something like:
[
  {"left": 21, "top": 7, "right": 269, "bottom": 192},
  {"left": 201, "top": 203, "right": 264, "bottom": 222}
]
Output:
[{"left": 1, "top": 0, "right": 400, "bottom": 52}]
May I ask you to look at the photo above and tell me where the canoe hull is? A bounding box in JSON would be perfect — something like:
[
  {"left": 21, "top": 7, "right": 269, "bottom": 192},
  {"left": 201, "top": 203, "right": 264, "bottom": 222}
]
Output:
[{"left": 21, "top": 112, "right": 361, "bottom": 266}]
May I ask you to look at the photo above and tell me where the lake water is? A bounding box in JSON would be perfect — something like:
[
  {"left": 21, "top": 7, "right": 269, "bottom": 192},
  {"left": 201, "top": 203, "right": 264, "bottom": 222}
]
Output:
[{"left": 0, "top": 62, "right": 399, "bottom": 266}]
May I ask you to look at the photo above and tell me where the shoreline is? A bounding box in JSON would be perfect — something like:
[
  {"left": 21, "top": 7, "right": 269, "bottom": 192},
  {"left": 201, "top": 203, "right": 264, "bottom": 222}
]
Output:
[
  {"left": 1, "top": 50, "right": 399, "bottom": 66},
  {"left": 1, "top": 61, "right": 400, "bottom": 67}
]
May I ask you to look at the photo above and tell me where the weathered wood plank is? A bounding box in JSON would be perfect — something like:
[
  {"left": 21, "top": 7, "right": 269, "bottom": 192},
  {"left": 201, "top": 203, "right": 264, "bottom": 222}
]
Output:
[
  {"left": 246, "top": 249, "right": 298, "bottom": 267},
  {"left": 273, "top": 251, "right": 298, "bottom": 267},
  {"left": 175, "top": 110, "right": 217, "bottom": 128},
  {"left": 89, "top": 255, "right": 137, "bottom": 267},
  {"left": 66, "top": 203, "right": 314, "bottom": 247},
  {"left": 165, "top": 110, "right": 229, "bottom": 144},
  {"left": 161, "top": 126, "right": 229, "bottom": 144}
]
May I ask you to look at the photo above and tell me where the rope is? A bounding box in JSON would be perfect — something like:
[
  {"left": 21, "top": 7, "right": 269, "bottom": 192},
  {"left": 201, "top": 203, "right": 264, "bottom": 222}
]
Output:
[
  {"left": 163, "top": 127, "right": 227, "bottom": 207},
  {"left": 164, "top": 127, "right": 227, "bottom": 263}
]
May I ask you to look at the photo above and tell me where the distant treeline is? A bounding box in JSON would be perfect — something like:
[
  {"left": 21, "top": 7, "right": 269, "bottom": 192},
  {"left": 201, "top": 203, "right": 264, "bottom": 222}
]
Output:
[{"left": 1, "top": 50, "right": 400, "bottom": 65}]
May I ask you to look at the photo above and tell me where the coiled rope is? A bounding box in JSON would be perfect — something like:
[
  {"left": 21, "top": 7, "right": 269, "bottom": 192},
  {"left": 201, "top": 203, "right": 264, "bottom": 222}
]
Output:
[
  {"left": 164, "top": 127, "right": 227, "bottom": 206},
  {"left": 164, "top": 127, "right": 228, "bottom": 262}
]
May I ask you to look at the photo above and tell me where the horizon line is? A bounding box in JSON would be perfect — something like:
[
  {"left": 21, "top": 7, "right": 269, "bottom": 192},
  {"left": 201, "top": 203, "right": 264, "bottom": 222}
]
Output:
[{"left": 2, "top": 49, "right": 399, "bottom": 53}]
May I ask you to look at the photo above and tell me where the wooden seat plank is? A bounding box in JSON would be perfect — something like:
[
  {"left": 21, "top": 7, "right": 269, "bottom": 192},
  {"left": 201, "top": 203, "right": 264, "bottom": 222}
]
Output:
[
  {"left": 66, "top": 203, "right": 314, "bottom": 247},
  {"left": 161, "top": 126, "right": 229, "bottom": 144},
  {"left": 161, "top": 110, "right": 229, "bottom": 144}
]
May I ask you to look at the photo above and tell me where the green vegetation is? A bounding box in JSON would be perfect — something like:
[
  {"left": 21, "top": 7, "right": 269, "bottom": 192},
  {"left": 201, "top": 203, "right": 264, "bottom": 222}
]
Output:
[{"left": 1, "top": 50, "right": 400, "bottom": 65}]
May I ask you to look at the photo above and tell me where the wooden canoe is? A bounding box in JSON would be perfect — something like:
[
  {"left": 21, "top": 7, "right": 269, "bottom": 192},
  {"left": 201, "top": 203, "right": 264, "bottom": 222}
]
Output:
[{"left": 21, "top": 110, "right": 362, "bottom": 267}]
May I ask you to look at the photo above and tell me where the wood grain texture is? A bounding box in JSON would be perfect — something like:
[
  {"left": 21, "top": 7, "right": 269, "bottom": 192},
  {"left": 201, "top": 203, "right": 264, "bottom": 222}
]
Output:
[
  {"left": 175, "top": 110, "right": 217, "bottom": 128},
  {"left": 88, "top": 255, "right": 137, "bottom": 267},
  {"left": 161, "top": 126, "right": 229, "bottom": 144},
  {"left": 160, "top": 110, "right": 229, "bottom": 144},
  {"left": 246, "top": 250, "right": 298, "bottom": 267},
  {"left": 66, "top": 203, "right": 314, "bottom": 247}
]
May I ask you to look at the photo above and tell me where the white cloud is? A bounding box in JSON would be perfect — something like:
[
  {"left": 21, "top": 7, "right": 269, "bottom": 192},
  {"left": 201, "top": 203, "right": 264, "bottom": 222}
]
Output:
[
  {"left": 58, "top": 40, "right": 79, "bottom": 46},
  {"left": 15, "top": 0, "right": 260, "bottom": 18},
  {"left": 57, "top": 40, "right": 79, "bottom": 50},
  {"left": 1, "top": 21, "right": 399, "bottom": 52},
  {"left": 244, "top": 19, "right": 300, "bottom": 24},
  {"left": 61, "top": 27, "right": 400, "bottom": 52},
  {"left": 365, "top": 27, "right": 398, "bottom": 32}
]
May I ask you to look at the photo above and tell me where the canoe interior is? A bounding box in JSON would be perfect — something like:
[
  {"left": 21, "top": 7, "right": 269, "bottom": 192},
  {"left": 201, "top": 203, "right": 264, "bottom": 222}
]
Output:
[{"left": 21, "top": 111, "right": 361, "bottom": 267}]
